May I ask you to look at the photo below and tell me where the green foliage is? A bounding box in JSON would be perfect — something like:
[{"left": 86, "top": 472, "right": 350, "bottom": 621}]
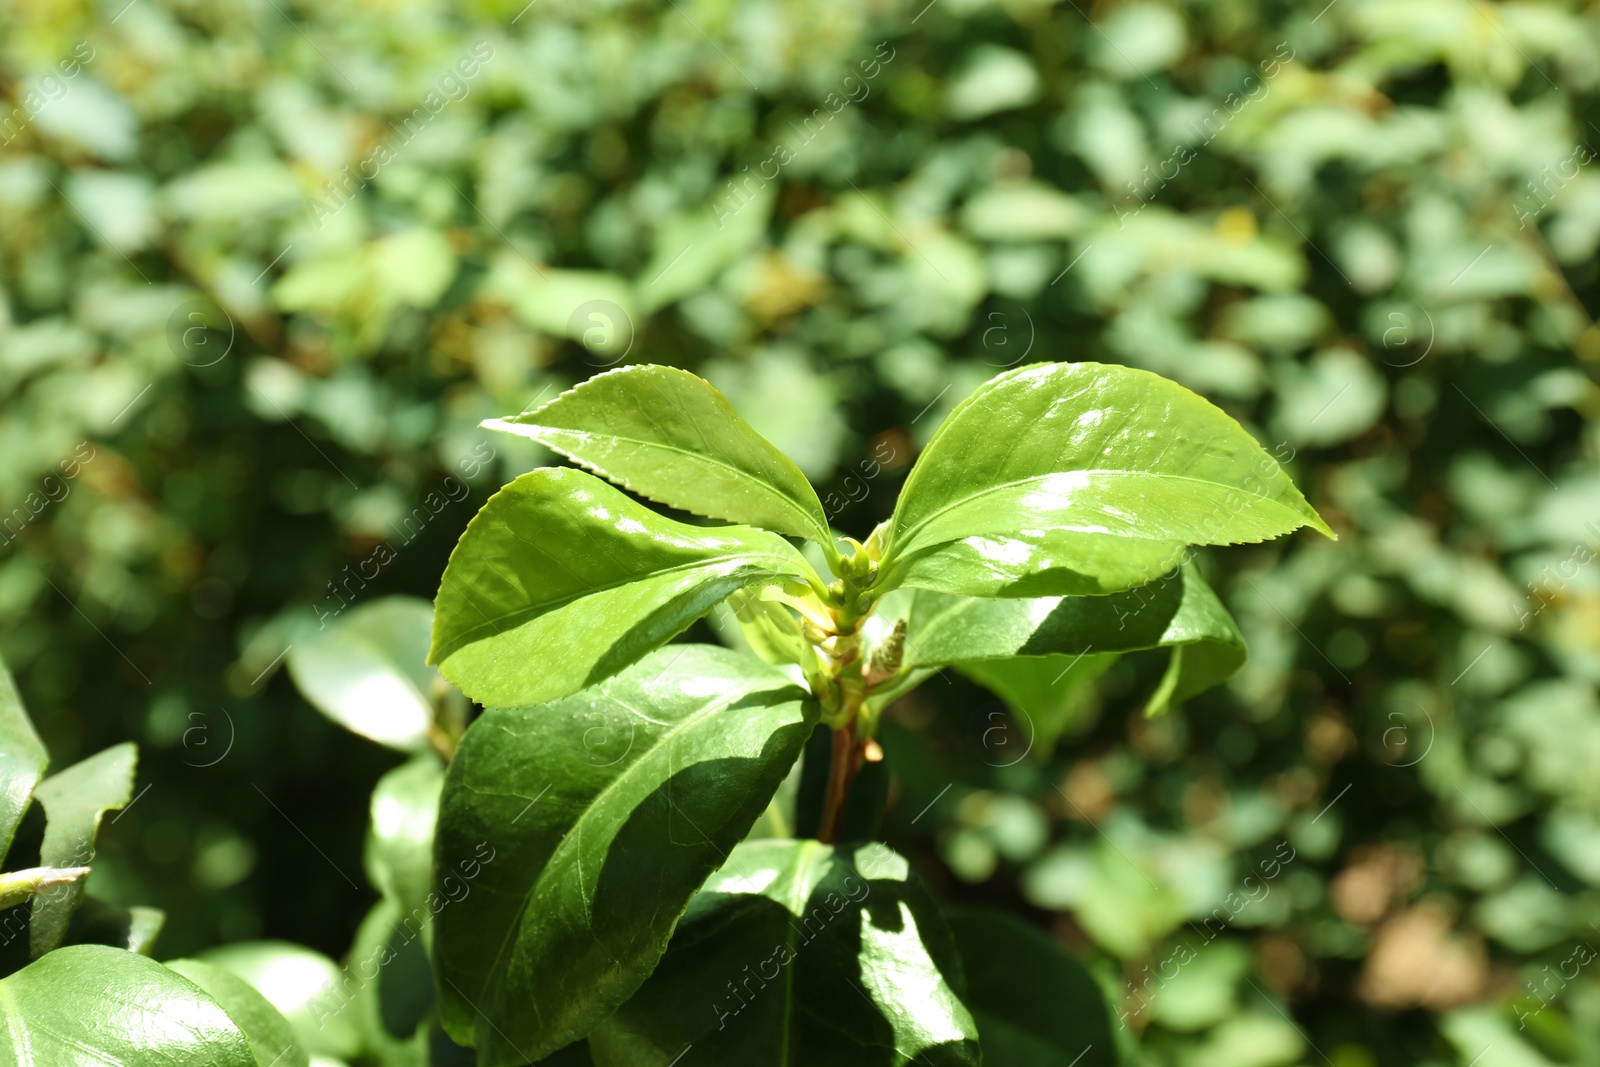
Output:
[
  {"left": 430, "top": 466, "right": 817, "bottom": 706},
  {"left": 422, "top": 361, "right": 1310, "bottom": 1061},
  {"left": 589, "top": 840, "right": 981, "bottom": 1066},
  {"left": 0, "top": 668, "right": 309, "bottom": 1065},
  {"left": 433, "top": 645, "right": 816, "bottom": 1062}
]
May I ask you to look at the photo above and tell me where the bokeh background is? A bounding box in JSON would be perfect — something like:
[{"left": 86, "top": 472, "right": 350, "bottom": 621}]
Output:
[{"left": 3, "top": 0, "right": 1600, "bottom": 1064}]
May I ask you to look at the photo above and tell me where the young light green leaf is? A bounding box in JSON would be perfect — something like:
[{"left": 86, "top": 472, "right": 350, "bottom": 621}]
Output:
[
  {"left": 485, "top": 366, "right": 833, "bottom": 546},
  {"left": 899, "top": 563, "right": 1245, "bottom": 722},
  {"left": 198, "top": 941, "right": 366, "bottom": 1060},
  {"left": 430, "top": 467, "right": 817, "bottom": 707},
  {"left": 364, "top": 755, "right": 444, "bottom": 918},
  {"left": 881, "top": 362, "right": 1333, "bottom": 584},
  {"left": 288, "top": 596, "right": 439, "bottom": 752},
  {"left": 30, "top": 741, "right": 137, "bottom": 958},
  {"left": 167, "top": 958, "right": 312, "bottom": 1067},
  {"left": 710, "top": 586, "right": 806, "bottom": 665},
  {"left": 589, "top": 839, "right": 981, "bottom": 1066},
  {"left": 433, "top": 645, "right": 818, "bottom": 1065},
  {"left": 0, "top": 945, "right": 258, "bottom": 1066},
  {"left": 0, "top": 655, "right": 46, "bottom": 859},
  {"left": 945, "top": 909, "right": 1116, "bottom": 1067}
]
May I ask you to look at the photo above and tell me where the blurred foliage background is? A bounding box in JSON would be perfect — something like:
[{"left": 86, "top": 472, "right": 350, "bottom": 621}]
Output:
[{"left": 3, "top": 0, "right": 1600, "bottom": 1064}]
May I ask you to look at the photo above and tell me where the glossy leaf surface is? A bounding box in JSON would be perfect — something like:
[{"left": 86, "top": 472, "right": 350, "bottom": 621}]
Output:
[
  {"left": 887, "top": 528, "right": 1187, "bottom": 599},
  {"left": 882, "top": 362, "right": 1332, "bottom": 578},
  {"left": 288, "top": 596, "right": 438, "bottom": 752},
  {"left": 30, "top": 742, "right": 136, "bottom": 958},
  {"left": 899, "top": 564, "right": 1245, "bottom": 715},
  {"left": 430, "top": 467, "right": 815, "bottom": 707},
  {"left": 945, "top": 909, "right": 1115, "bottom": 1067},
  {"left": 0, "top": 656, "right": 45, "bottom": 860},
  {"left": 0, "top": 945, "right": 256, "bottom": 1066},
  {"left": 433, "top": 645, "right": 818, "bottom": 1065},
  {"left": 168, "top": 958, "right": 312, "bottom": 1067},
  {"left": 485, "top": 365, "right": 832, "bottom": 546},
  {"left": 590, "top": 839, "right": 980, "bottom": 1066}
]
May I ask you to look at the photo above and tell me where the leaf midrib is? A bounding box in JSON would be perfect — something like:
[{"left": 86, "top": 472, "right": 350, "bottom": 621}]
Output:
[
  {"left": 891, "top": 468, "right": 1310, "bottom": 557},
  {"left": 511, "top": 423, "right": 825, "bottom": 542},
  {"left": 479, "top": 677, "right": 801, "bottom": 1030}
]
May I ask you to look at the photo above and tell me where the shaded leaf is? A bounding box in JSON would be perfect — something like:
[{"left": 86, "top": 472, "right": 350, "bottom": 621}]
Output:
[
  {"left": 63, "top": 894, "right": 165, "bottom": 954},
  {"left": 945, "top": 908, "right": 1116, "bottom": 1067},
  {"left": 0, "top": 944, "right": 256, "bottom": 1066},
  {"left": 429, "top": 467, "right": 816, "bottom": 707},
  {"left": 433, "top": 645, "right": 817, "bottom": 1065},
  {"left": 590, "top": 839, "right": 980, "bottom": 1066},
  {"left": 0, "top": 656, "right": 45, "bottom": 860},
  {"left": 486, "top": 365, "right": 831, "bottom": 545},
  {"left": 899, "top": 563, "right": 1245, "bottom": 719},
  {"left": 288, "top": 596, "right": 439, "bottom": 752},
  {"left": 30, "top": 742, "right": 136, "bottom": 958},
  {"left": 956, "top": 653, "right": 1119, "bottom": 760}
]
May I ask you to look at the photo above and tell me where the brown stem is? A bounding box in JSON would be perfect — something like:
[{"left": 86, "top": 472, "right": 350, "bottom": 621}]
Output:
[{"left": 816, "top": 720, "right": 861, "bottom": 844}]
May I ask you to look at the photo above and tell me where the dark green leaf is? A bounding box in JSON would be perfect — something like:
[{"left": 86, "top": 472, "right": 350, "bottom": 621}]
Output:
[
  {"left": 0, "top": 944, "right": 256, "bottom": 1066},
  {"left": 485, "top": 365, "right": 832, "bottom": 546},
  {"left": 365, "top": 756, "right": 444, "bottom": 917},
  {"left": 29, "top": 742, "right": 136, "bottom": 958},
  {"left": 347, "top": 899, "right": 434, "bottom": 1067},
  {"left": 590, "top": 839, "right": 981, "bottom": 1066},
  {"left": 63, "top": 894, "right": 165, "bottom": 954},
  {"left": 167, "top": 957, "right": 312, "bottom": 1067},
  {"left": 945, "top": 908, "right": 1116, "bottom": 1067},
  {"left": 429, "top": 467, "right": 817, "bottom": 707},
  {"left": 956, "top": 653, "right": 1119, "bottom": 760},
  {"left": 880, "top": 362, "right": 1332, "bottom": 593},
  {"left": 288, "top": 596, "right": 439, "bottom": 752},
  {"left": 199, "top": 940, "right": 366, "bottom": 1060},
  {"left": 433, "top": 645, "right": 818, "bottom": 1064},
  {"left": 0, "top": 656, "right": 45, "bottom": 861},
  {"left": 899, "top": 563, "right": 1245, "bottom": 717}
]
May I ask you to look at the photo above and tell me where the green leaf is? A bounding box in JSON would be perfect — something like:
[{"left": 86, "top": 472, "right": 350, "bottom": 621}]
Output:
[
  {"left": 888, "top": 529, "right": 1187, "bottom": 598},
  {"left": 0, "top": 944, "right": 257, "bottom": 1066},
  {"left": 0, "top": 656, "right": 46, "bottom": 860},
  {"left": 429, "top": 467, "right": 817, "bottom": 707},
  {"left": 899, "top": 563, "right": 1245, "bottom": 719},
  {"left": 199, "top": 941, "right": 366, "bottom": 1060},
  {"left": 589, "top": 839, "right": 981, "bottom": 1066},
  {"left": 484, "top": 365, "right": 832, "bottom": 547},
  {"left": 346, "top": 899, "right": 434, "bottom": 1067},
  {"left": 365, "top": 756, "right": 444, "bottom": 918},
  {"left": 880, "top": 362, "right": 1333, "bottom": 593},
  {"left": 288, "top": 596, "right": 440, "bottom": 752},
  {"left": 433, "top": 645, "right": 818, "bottom": 1065},
  {"left": 167, "top": 957, "right": 312, "bottom": 1067},
  {"left": 29, "top": 742, "right": 137, "bottom": 958},
  {"left": 63, "top": 895, "right": 166, "bottom": 954},
  {"left": 945, "top": 909, "right": 1116, "bottom": 1067},
  {"left": 956, "top": 653, "right": 1118, "bottom": 760},
  {"left": 713, "top": 586, "right": 806, "bottom": 666}
]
